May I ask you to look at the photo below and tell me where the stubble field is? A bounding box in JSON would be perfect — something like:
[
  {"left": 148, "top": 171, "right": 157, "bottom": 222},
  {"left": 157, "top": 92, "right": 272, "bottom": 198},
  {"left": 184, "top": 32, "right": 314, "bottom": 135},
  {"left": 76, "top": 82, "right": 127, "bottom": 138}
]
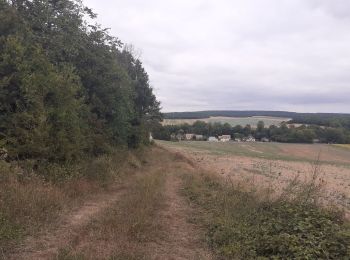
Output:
[
  {"left": 162, "top": 116, "right": 291, "bottom": 127},
  {"left": 158, "top": 140, "right": 350, "bottom": 216}
]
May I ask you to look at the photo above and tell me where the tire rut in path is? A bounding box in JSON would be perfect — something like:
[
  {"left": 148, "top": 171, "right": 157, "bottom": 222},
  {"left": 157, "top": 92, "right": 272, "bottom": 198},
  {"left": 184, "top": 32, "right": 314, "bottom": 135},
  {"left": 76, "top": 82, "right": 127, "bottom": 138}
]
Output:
[
  {"left": 149, "top": 171, "right": 213, "bottom": 260},
  {"left": 9, "top": 187, "right": 125, "bottom": 260}
]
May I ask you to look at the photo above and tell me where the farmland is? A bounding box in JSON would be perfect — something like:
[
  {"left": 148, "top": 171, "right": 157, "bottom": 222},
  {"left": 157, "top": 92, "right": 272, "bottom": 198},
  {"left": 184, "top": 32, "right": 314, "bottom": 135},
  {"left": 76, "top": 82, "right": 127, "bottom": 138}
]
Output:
[
  {"left": 3, "top": 144, "right": 349, "bottom": 259},
  {"left": 158, "top": 140, "right": 350, "bottom": 216},
  {"left": 157, "top": 140, "right": 350, "bottom": 164},
  {"left": 3, "top": 0, "right": 350, "bottom": 258},
  {"left": 162, "top": 116, "right": 291, "bottom": 127}
]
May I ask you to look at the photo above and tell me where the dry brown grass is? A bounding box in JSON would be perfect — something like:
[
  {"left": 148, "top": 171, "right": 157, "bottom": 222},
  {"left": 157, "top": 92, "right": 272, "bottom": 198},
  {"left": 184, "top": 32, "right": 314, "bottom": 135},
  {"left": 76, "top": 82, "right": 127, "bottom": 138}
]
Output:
[
  {"left": 53, "top": 146, "right": 213, "bottom": 260},
  {"left": 0, "top": 170, "right": 66, "bottom": 255},
  {"left": 55, "top": 152, "right": 167, "bottom": 259},
  {"left": 0, "top": 149, "right": 146, "bottom": 257},
  {"left": 162, "top": 141, "right": 350, "bottom": 216}
]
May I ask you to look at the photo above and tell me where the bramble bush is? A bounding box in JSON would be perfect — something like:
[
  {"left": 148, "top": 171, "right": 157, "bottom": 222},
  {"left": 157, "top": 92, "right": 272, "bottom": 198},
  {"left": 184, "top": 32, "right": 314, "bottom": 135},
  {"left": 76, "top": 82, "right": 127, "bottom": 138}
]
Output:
[{"left": 182, "top": 172, "right": 350, "bottom": 259}]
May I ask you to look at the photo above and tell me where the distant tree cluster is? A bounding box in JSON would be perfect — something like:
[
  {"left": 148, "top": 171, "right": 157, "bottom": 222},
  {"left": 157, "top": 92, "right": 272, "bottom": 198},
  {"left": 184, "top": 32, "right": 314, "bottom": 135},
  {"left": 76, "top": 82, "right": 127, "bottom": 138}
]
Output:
[
  {"left": 153, "top": 121, "right": 350, "bottom": 144},
  {"left": 0, "top": 0, "right": 161, "bottom": 163},
  {"left": 165, "top": 111, "right": 350, "bottom": 130},
  {"left": 289, "top": 114, "right": 350, "bottom": 129}
]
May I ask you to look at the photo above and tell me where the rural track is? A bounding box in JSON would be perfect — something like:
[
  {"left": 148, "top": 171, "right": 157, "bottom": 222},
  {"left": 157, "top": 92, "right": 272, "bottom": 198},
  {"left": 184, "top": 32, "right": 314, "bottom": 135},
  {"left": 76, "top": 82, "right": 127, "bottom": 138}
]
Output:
[
  {"left": 8, "top": 147, "right": 213, "bottom": 260},
  {"left": 148, "top": 169, "right": 213, "bottom": 260},
  {"left": 8, "top": 187, "right": 125, "bottom": 260}
]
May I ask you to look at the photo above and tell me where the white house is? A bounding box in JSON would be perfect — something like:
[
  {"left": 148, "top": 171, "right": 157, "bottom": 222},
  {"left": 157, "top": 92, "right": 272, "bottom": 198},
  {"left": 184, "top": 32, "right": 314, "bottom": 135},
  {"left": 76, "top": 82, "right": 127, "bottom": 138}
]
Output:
[
  {"left": 244, "top": 135, "right": 256, "bottom": 142},
  {"left": 208, "top": 136, "right": 219, "bottom": 142},
  {"left": 219, "top": 135, "right": 231, "bottom": 142},
  {"left": 261, "top": 137, "right": 270, "bottom": 142},
  {"left": 185, "top": 133, "right": 195, "bottom": 140},
  {"left": 195, "top": 135, "right": 204, "bottom": 140}
]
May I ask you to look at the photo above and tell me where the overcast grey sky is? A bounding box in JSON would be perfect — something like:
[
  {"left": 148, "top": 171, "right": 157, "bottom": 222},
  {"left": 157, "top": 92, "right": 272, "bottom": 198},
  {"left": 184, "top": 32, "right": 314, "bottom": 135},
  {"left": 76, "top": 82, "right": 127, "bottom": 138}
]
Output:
[{"left": 85, "top": 0, "right": 350, "bottom": 113}]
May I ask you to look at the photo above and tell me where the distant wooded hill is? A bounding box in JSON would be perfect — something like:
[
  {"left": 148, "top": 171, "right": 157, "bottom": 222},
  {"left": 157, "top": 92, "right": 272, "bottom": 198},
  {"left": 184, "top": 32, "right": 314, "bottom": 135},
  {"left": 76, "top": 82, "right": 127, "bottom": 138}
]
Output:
[{"left": 164, "top": 111, "right": 350, "bottom": 129}]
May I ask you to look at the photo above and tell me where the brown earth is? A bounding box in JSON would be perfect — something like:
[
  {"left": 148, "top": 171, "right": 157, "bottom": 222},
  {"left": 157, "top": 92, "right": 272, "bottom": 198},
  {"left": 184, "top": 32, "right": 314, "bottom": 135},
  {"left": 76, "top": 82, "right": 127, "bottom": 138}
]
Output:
[
  {"left": 161, "top": 144, "right": 350, "bottom": 217},
  {"left": 7, "top": 147, "right": 212, "bottom": 260},
  {"left": 8, "top": 143, "right": 349, "bottom": 259},
  {"left": 146, "top": 167, "right": 212, "bottom": 260},
  {"left": 8, "top": 187, "right": 126, "bottom": 260},
  {"left": 277, "top": 143, "right": 350, "bottom": 164}
]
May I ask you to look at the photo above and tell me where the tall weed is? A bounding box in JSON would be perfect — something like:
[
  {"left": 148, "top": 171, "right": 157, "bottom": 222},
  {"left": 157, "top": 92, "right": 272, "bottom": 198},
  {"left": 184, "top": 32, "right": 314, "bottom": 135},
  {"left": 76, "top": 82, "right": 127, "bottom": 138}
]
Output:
[
  {"left": 181, "top": 166, "right": 350, "bottom": 259},
  {"left": 0, "top": 148, "right": 142, "bottom": 255}
]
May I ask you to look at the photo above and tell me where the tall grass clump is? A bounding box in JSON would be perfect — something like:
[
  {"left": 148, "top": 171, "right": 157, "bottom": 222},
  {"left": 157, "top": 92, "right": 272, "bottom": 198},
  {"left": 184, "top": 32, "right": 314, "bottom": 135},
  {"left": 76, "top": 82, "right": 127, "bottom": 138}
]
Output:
[
  {"left": 0, "top": 148, "right": 142, "bottom": 256},
  {"left": 99, "top": 169, "right": 165, "bottom": 241},
  {"left": 0, "top": 161, "right": 66, "bottom": 254},
  {"left": 55, "top": 167, "right": 166, "bottom": 259},
  {"left": 181, "top": 168, "right": 350, "bottom": 259}
]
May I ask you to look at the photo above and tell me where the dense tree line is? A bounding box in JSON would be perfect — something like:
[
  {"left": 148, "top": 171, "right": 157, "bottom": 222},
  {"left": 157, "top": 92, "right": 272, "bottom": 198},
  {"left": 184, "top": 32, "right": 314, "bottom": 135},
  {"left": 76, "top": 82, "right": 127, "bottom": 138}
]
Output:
[
  {"left": 0, "top": 0, "right": 161, "bottom": 163},
  {"left": 164, "top": 111, "right": 296, "bottom": 119},
  {"left": 153, "top": 121, "right": 350, "bottom": 144},
  {"left": 289, "top": 114, "right": 350, "bottom": 129},
  {"left": 164, "top": 111, "right": 350, "bottom": 130}
]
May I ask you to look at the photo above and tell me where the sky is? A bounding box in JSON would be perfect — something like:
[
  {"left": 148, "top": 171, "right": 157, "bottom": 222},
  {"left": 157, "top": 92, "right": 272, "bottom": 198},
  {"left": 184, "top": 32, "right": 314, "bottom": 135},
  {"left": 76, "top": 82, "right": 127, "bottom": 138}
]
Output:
[{"left": 84, "top": 0, "right": 350, "bottom": 113}]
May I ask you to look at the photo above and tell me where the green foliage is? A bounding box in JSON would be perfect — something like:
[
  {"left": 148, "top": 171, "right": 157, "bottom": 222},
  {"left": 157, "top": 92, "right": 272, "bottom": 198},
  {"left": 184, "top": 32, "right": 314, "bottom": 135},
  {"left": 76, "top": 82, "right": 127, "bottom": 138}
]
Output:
[
  {"left": 154, "top": 120, "right": 350, "bottom": 144},
  {"left": 164, "top": 110, "right": 350, "bottom": 130},
  {"left": 0, "top": 0, "right": 161, "bottom": 165},
  {"left": 208, "top": 203, "right": 349, "bottom": 259},
  {"left": 181, "top": 173, "right": 350, "bottom": 259},
  {"left": 0, "top": 34, "right": 87, "bottom": 161},
  {"left": 162, "top": 111, "right": 350, "bottom": 143}
]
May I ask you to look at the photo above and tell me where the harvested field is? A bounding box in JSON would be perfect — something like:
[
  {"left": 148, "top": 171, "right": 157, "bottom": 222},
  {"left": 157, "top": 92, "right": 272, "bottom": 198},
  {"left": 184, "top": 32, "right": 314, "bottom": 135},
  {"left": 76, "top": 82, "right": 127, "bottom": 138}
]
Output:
[
  {"left": 158, "top": 140, "right": 350, "bottom": 164},
  {"left": 158, "top": 141, "right": 350, "bottom": 216},
  {"left": 162, "top": 116, "right": 291, "bottom": 128},
  {"left": 4, "top": 144, "right": 349, "bottom": 259}
]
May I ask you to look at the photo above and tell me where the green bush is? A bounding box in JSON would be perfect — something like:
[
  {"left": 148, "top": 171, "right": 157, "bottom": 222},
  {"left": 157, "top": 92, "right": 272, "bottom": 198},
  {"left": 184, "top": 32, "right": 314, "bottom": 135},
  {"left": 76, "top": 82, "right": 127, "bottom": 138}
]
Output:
[
  {"left": 182, "top": 173, "right": 350, "bottom": 259},
  {"left": 208, "top": 202, "right": 349, "bottom": 259},
  {"left": 0, "top": 0, "right": 161, "bottom": 169}
]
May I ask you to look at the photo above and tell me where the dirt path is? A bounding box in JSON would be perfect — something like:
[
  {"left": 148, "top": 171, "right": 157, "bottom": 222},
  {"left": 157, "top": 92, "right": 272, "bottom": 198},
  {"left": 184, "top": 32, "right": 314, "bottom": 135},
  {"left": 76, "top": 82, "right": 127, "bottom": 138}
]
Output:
[
  {"left": 149, "top": 170, "right": 212, "bottom": 260},
  {"left": 8, "top": 147, "right": 213, "bottom": 260},
  {"left": 9, "top": 187, "right": 125, "bottom": 260}
]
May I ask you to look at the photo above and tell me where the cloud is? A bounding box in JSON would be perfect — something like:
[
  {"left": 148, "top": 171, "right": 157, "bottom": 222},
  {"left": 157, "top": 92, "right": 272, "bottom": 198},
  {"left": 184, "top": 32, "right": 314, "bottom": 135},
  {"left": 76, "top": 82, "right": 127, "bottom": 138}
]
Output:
[{"left": 84, "top": 0, "right": 350, "bottom": 113}]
